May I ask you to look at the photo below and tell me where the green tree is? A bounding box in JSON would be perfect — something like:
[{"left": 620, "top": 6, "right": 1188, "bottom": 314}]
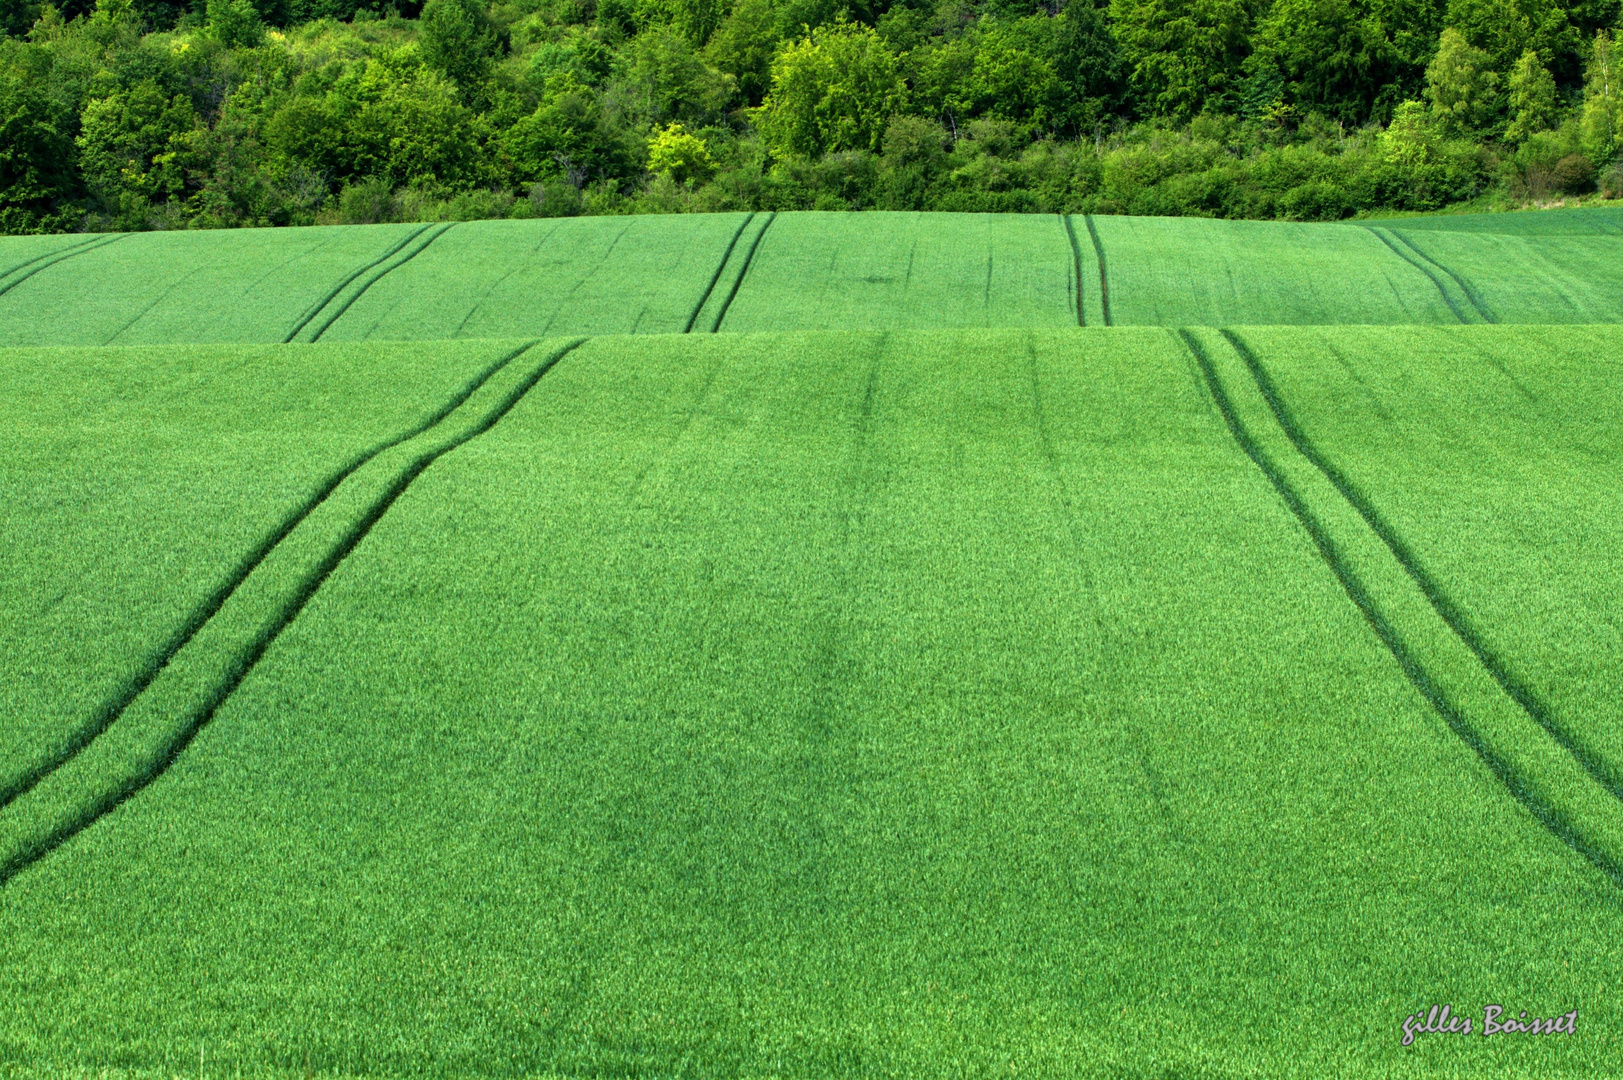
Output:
[
  {"left": 206, "top": 0, "right": 264, "bottom": 48},
  {"left": 76, "top": 79, "right": 203, "bottom": 218},
  {"left": 1248, "top": 0, "right": 1410, "bottom": 125},
  {"left": 499, "top": 72, "right": 634, "bottom": 186},
  {"left": 1052, "top": 0, "right": 1129, "bottom": 129},
  {"left": 671, "top": 0, "right": 725, "bottom": 47},
  {"left": 1426, "top": 26, "right": 1500, "bottom": 134},
  {"left": 1505, "top": 47, "right": 1557, "bottom": 140},
  {"left": 1380, "top": 97, "right": 1440, "bottom": 166},
  {"left": 756, "top": 21, "right": 906, "bottom": 157},
  {"left": 616, "top": 26, "right": 737, "bottom": 126},
  {"left": 1107, "top": 0, "right": 1251, "bottom": 120},
  {"left": 956, "top": 25, "right": 1065, "bottom": 128},
  {"left": 0, "top": 42, "right": 80, "bottom": 231},
  {"left": 646, "top": 120, "right": 713, "bottom": 182},
  {"left": 1443, "top": 0, "right": 1579, "bottom": 80},
  {"left": 418, "top": 0, "right": 500, "bottom": 94},
  {"left": 267, "top": 56, "right": 488, "bottom": 188},
  {"left": 1580, "top": 30, "right": 1620, "bottom": 161}
]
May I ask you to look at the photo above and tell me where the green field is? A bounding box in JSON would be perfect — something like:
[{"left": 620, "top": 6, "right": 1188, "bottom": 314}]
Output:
[
  {"left": 1, "top": 210, "right": 1621, "bottom": 1078},
  {"left": 4, "top": 209, "right": 1623, "bottom": 345}
]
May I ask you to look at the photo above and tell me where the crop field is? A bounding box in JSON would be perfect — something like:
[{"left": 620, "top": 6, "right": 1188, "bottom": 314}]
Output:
[
  {"left": 4, "top": 208, "right": 1623, "bottom": 347},
  {"left": 698, "top": 212, "right": 1084, "bottom": 330},
  {"left": 1, "top": 209, "right": 1622, "bottom": 1078}
]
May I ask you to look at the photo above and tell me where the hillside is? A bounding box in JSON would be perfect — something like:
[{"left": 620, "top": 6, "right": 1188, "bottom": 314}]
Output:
[{"left": 1, "top": 209, "right": 1621, "bottom": 1077}]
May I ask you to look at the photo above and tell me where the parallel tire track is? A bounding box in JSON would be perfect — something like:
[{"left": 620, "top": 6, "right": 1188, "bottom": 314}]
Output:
[
  {"left": 1389, "top": 229, "right": 1497, "bottom": 323},
  {"left": 0, "top": 234, "right": 124, "bottom": 299},
  {"left": 1363, "top": 226, "right": 1473, "bottom": 324},
  {"left": 709, "top": 212, "right": 777, "bottom": 332},
  {"left": 0, "top": 338, "right": 584, "bottom": 887},
  {"left": 1082, "top": 215, "right": 1111, "bottom": 325},
  {"left": 1181, "top": 328, "right": 1623, "bottom": 890},
  {"left": 1061, "top": 215, "right": 1086, "bottom": 326},
  {"left": 1222, "top": 328, "right": 1622, "bottom": 804},
  {"left": 0, "top": 343, "right": 538, "bottom": 813},
  {"left": 281, "top": 225, "right": 433, "bottom": 342},
  {"left": 305, "top": 224, "right": 456, "bottom": 342},
  {"left": 0, "top": 235, "right": 104, "bottom": 286},
  {"left": 684, "top": 213, "right": 755, "bottom": 333}
]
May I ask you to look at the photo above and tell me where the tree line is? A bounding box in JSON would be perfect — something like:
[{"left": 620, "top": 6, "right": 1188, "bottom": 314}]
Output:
[{"left": 1, "top": 0, "right": 1620, "bottom": 231}]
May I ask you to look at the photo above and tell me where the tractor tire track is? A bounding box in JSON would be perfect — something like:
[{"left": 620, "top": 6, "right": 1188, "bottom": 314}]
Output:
[
  {"left": 1183, "top": 328, "right": 1623, "bottom": 891},
  {"left": 1061, "top": 215, "right": 1086, "bottom": 326},
  {"left": 305, "top": 224, "right": 456, "bottom": 342},
  {"left": 0, "top": 343, "right": 538, "bottom": 813},
  {"left": 0, "top": 234, "right": 124, "bottom": 299},
  {"left": 709, "top": 212, "right": 777, "bottom": 332},
  {"left": 683, "top": 213, "right": 755, "bottom": 333},
  {"left": 0, "top": 235, "right": 105, "bottom": 286},
  {"left": 1082, "top": 215, "right": 1111, "bottom": 325},
  {"left": 1222, "top": 328, "right": 1623, "bottom": 804},
  {"left": 0, "top": 338, "right": 583, "bottom": 887},
  {"left": 1362, "top": 226, "right": 1473, "bottom": 323},
  {"left": 1388, "top": 229, "right": 1497, "bottom": 323},
  {"left": 280, "top": 225, "right": 433, "bottom": 342}
]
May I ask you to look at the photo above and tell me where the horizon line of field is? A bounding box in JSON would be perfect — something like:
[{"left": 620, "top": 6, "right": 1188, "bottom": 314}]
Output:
[
  {"left": 0, "top": 214, "right": 1518, "bottom": 340},
  {"left": 1187, "top": 327, "right": 1623, "bottom": 891},
  {"left": 0, "top": 338, "right": 585, "bottom": 888}
]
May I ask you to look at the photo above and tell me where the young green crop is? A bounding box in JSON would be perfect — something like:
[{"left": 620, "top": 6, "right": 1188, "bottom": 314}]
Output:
[
  {"left": 1229, "top": 322, "right": 1623, "bottom": 787},
  {"left": 313, "top": 215, "right": 759, "bottom": 341},
  {"left": 0, "top": 210, "right": 1619, "bottom": 342},
  {"left": 1370, "top": 228, "right": 1623, "bottom": 324},
  {"left": 1089, "top": 215, "right": 1467, "bottom": 326},
  {"left": 708, "top": 211, "right": 1081, "bottom": 330},
  {"left": 0, "top": 339, "right": 541, "bottom": 806},
  {"left": 1391, "top": 206, "right": 1623, "bottom": 235},
  {"left": 0, "top": 329, "right": 1615, "bottom": 1078},
  {"left": 0, "top": 225, "right": 429, "bottom": 346}
]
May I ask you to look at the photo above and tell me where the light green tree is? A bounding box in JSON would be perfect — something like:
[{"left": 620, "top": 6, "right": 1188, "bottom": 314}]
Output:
[
  {"left": 646, "top": 122, "right": 715, "bottom": 183},
  {"left": 1505, "top": 48, "right": 1557, "bottom": 140},
  {"left": 1426, "top": 27, "right": 1500, "bottom": 135},
  {"left": 1580, "top": 30, "right": 1621, "bottom": 163},
  {"left": 756, "top": 21, "right": 906, "bottom": 158},
  {"left": 1380, "top": 99, "right": 1440, "bottom": 168}
]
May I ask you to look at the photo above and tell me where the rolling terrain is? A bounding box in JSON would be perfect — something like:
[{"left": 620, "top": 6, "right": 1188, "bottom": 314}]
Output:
[{"left": 1, "top": 208, "right": 1621, "bottom": 1079}]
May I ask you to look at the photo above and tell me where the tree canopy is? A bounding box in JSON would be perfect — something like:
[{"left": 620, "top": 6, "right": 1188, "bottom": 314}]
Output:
[{"left": 0, "top": 0, "right": 1618, "bottom": 231}]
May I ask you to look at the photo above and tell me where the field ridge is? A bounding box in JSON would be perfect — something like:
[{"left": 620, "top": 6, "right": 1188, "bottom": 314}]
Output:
[
  {"left": 0, "top": 338, "right": 584, "bottom": 887},
  {"left": 1059, "top": 215, "right": 1085, "bottom": 326},
  {"left": 1184, "top": 326, "right": 1623, "bottom": 889},
  {"left": 0, "top": 235, "right": 102, "bottom": 287},
  {"left": 1361, "top": 226, "right": 1477, "bottom": 323},
  {"left": 1223, "top": 328, "right": 1623, "bottom": 804}
]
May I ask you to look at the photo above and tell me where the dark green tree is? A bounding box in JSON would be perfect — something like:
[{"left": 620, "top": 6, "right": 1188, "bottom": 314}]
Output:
[
  {"left": 0, "top": 42, "right": 80, "bottom": 231},
  {"left": 1248, "top": 0, "right": 1410, "bottom": 124},
  {"left": 1108, "top": 0, "right": 1252, "bottom": 120}
]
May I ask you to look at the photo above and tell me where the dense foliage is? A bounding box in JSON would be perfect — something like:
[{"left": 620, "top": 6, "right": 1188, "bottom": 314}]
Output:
[{"left": 0, "top": 0, "right": 1620, "bottom": 230}]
